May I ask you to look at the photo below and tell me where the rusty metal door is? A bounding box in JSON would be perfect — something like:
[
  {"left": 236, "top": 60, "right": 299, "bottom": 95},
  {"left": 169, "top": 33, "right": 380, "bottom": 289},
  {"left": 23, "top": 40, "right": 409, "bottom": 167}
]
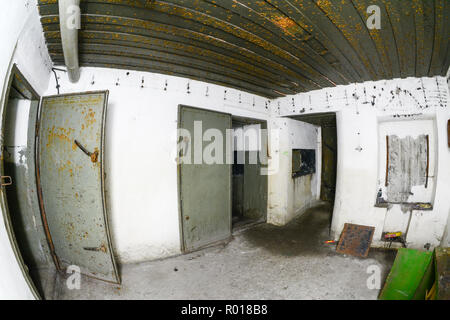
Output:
[
  {"left": 37, "top": 91, "right": 119, "bottom": 283},
  {"left": 178, "top": 106, "right": 232, "bottom": 252}
]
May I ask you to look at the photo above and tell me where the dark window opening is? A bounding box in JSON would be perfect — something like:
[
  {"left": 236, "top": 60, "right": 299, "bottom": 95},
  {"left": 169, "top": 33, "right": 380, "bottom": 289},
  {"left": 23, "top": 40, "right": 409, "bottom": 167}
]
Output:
[{"left": 292, "top": 149, "right": 316, "bottom": 178}]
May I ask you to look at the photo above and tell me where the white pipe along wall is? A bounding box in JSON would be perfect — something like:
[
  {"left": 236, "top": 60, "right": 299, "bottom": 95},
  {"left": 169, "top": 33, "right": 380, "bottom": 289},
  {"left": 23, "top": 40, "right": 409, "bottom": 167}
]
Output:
[{"left": 58, "top": 0, "right": 80, "bottom": 83}]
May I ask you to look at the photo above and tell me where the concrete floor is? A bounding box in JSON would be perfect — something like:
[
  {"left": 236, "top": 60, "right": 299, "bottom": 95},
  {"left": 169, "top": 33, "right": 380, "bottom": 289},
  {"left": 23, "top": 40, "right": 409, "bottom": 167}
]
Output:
[{"left": 48, "top": 204, "right": 396, "bottom": 300}]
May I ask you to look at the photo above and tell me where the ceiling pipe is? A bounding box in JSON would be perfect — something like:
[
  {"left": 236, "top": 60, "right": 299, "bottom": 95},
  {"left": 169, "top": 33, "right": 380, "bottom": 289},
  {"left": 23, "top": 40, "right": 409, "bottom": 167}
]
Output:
[{"left": 58, "top": 0, "right": 81, "bottom": 83}]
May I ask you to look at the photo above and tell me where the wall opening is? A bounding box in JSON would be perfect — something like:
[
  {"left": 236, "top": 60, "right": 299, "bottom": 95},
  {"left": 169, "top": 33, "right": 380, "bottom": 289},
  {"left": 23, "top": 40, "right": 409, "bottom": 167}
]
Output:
[
  {"left": 1, "top": 65, "right": 50, "bottom": 299},
  {"left": 289, "top": 113, "right": 337, "bottom": 204},
  {"left": 292, "top": 149, "right": 316, "bottom": 178},
  {"left": 232, "top": 117, "right": 268, "bottom": 231},
  {"left": 288, "top": 113, "right": 337, "bottom": 232},
  {"left": 177, "top": 106, "right": 268, "bottom": 253}
]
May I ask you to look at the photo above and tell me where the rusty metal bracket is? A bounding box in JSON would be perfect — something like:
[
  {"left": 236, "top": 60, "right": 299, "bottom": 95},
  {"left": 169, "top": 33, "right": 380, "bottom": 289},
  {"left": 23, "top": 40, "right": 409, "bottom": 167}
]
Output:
[
  {"left": 74, "top": 139, "right": 99, "bottom": 163},
  {"left": 0, "top": 176, "right": 13, "bottom": 186}
]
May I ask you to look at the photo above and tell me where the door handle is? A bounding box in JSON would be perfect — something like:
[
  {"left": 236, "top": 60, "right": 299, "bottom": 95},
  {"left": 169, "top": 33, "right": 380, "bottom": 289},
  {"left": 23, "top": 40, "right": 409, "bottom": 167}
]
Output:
[
  {"left": 83, "top": 244, "right": 107, "bottom": 253},
  {"left": 74, "top": 140, "right": 99, "bottom": 163},
  {"left": 0, "top": 176, "right": 12, "bottom": 186}
]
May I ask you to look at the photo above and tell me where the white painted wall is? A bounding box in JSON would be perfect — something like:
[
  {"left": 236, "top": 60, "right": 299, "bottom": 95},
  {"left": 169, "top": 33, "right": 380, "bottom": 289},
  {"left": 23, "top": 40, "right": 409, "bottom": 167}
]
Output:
[
  {"left": 46, "top": 67, "right": 271, "bottom": 264},
  {"left": 267, "top": 118, "right": 321, "bottom": 225},
  {"left": 48, "top": 69, "right": 446, "bottom": 264},
  {"left": 0, "top": 0, "right": 52, "bottom": 300},
  {"left": 274, "top": 76, "right": 450, "bottom": 250},
  {"left": 443, "top": 70, "right": 450, "bottom": 247}
]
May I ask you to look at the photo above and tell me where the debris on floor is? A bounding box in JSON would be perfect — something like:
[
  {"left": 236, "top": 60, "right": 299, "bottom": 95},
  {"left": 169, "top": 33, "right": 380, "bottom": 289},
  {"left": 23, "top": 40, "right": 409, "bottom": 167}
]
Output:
[
  {"left": 382, "top": 231, "right": 407, "bottom": 248},
  {"left": 336, "top": 223, "right": 375, "bottom": 258},
  {"left": 384, "top": 232, "right": 402, "bottom": 239}
]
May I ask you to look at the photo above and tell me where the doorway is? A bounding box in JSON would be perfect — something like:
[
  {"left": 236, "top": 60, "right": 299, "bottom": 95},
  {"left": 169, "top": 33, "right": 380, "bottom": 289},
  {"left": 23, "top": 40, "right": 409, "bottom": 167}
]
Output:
[
  {"left": 1, "top": 65, "right": 120, "bottom": 301},
  {"left": 178, "top": 105, "right": 232, "bottom": 253},
  {"left": 178, "top": 106, "right": 268, "bottom": 253},
  {"left": 0, "top": 65, "right": 47, "bottom": 299},
  {"left": 289, "top": 113, "right": 337, "bottom": 205},
  {"left": 231, "top": 117, "right": 268, "bottom": 230}
]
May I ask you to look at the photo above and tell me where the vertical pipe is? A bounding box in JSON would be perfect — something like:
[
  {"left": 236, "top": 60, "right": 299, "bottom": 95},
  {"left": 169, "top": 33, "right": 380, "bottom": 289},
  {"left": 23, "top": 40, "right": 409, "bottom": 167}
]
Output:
[
  {"left": 58, "top": 0, "right": 80, "bottom": 83},
  {"left": 425, "top": 135, "right": 429, "bottom": 188},
  {"left": 385, "top": 135, "right": 389, "bottom": 187}
]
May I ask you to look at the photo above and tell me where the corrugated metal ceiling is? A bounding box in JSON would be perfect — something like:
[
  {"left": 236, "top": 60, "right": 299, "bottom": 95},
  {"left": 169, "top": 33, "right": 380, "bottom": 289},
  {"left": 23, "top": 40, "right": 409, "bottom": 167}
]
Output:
[{"left": 38, "top": 0, "right": 449, "bottom": 98}]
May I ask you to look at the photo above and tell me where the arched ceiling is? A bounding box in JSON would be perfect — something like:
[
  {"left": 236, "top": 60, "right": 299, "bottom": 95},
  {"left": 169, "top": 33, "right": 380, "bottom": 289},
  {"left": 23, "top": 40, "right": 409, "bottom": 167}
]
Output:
[{"left": 38, "top": 0, "right": 449, "bottom": 98}]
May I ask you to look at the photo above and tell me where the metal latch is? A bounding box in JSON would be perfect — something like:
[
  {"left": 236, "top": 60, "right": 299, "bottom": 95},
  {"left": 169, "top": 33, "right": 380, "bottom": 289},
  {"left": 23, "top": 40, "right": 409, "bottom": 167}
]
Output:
[
  {"left": 1, "top": 176, "right": 12, "bottom": 186},
  {"left": 74, "top": 140, "right": 99, "bottom": 163},
  {"left": 83, "top": 244, "right": 107, "bottom": 253}
]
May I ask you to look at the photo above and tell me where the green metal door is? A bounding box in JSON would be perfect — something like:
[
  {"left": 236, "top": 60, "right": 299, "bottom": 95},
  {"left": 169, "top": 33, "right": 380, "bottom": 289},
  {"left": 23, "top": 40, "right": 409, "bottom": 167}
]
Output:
[
  {"left": 37, "top": 91, "right": 119, "bottom": 283},
  {"left": 179, "top": 106, "right": 232, "bottom": 252}
]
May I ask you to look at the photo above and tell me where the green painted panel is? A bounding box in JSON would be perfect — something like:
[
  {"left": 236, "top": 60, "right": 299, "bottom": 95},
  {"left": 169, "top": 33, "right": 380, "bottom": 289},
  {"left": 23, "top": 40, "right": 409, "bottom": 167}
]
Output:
[
  {"left": 232, "top": 172, "right": 244, "bottom": 218},
  {"left": 379, "top": 248, "right": 433, "bottom": 300},
  {"left": 412, "top": 252, "right": 435, "bottom": 300},
  {"left": 243, "top": 151, "right": 267, "bottom": 222},
  {"left": 179, "top": 106, "right": 232, "bottom": 252},
  {"left": 38, "top": 91, "right": 119, "bottom": 283}
]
